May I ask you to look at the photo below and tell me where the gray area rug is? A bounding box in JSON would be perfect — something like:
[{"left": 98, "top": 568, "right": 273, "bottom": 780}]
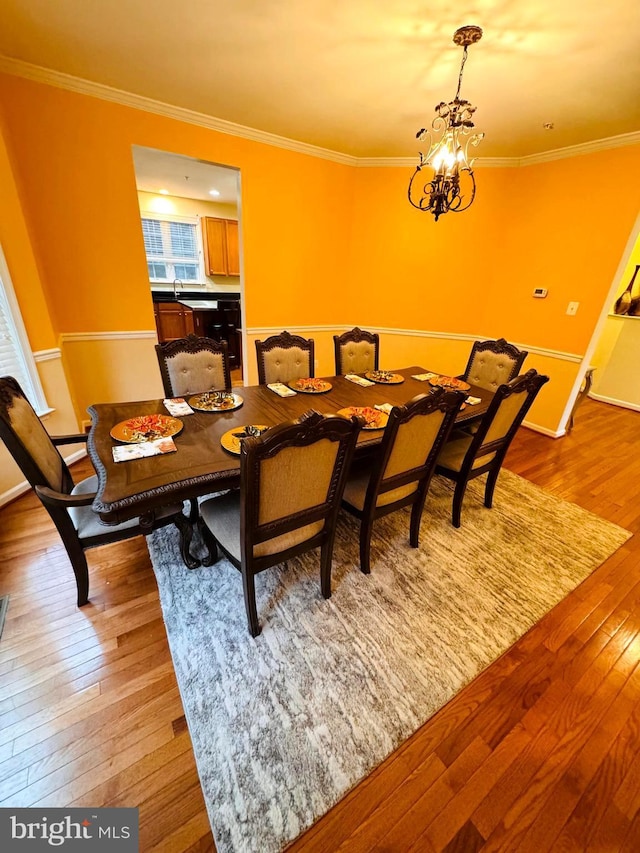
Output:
[{"left": 147, "top": 470, "right": 631, "bottom": 853}]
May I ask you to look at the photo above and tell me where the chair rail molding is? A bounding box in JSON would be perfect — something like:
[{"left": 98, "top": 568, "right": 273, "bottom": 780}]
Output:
[
  {"left": 60, "top": 330, "right": 158, "bottom": 342},
  {"left": 246, "top": 324, "right": 583, "bottom": 364},
  {"left": 34, "top": 347, "right": 62, "bottom": 362}
]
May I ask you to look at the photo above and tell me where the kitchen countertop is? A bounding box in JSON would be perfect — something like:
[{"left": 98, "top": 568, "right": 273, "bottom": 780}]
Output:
[{"left": 151, "top": 290, "right": 240, "bottom": 303}]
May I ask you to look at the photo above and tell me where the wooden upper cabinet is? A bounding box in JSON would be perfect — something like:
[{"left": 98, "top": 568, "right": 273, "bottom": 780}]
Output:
[
  {"left": 202, "top": 217, "right": 240, "bottom": 277},
  {"left": 225, "top": 220, "right": 240, "bottom": 276}
]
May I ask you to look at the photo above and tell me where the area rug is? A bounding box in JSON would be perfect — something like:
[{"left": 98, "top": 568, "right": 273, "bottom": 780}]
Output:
[{"left": 147, "top": 470, "right": 631, "bottom": 853}]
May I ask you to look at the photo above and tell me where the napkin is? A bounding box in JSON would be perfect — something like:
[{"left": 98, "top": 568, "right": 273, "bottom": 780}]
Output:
[
  {"left": 411, "top": 372, "right": 438, "bottom": 382},
  {"left": 163, "top": 398, "right": 193, "bottom": 416},
  {"left": 345, "top": 374, "right": 375, "bottom": 387},
  {"left": 112, "top": 437, "right": 177, "bottom": 462},
  {"left": 374, "top": 403, "right": 394, "bottom": 415},
  {"left": 465, "top": 396, "right": 481, "bottom": 405},
  {"left": 267, "top": 383, "right": 297, "bottom": 397}
]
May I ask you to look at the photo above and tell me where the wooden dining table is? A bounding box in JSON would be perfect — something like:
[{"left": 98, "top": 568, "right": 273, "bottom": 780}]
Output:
[{"left": 87, "top": 365, "right": 493, "bottom": 527}]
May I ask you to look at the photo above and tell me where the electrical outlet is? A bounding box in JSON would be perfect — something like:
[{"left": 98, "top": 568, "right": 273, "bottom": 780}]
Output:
[{"left": 566, "top": 301, "right": 579, "bottom": 316}]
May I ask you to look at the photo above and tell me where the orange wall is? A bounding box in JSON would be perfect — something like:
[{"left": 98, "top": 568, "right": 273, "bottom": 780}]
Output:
[
  {"left": 0, "top": 74, "right": 355, "bottom": 335},
  {"left": 1, "top": 71, "right": 639, "bottom": 432},
  {"left": 344, "top": 165, "right": 514, "bottom": 334},
  {"left": 497, "top": 150, "right": 640, "bottom": 354},
  {"left": 0, "top": 113, "right": 55, "bottom": 351},
  {"left": 346, "top": 150, "right": 640, "bottom": 355}
]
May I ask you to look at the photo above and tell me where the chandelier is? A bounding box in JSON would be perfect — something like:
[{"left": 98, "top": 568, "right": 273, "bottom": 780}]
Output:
[{"left": 408, "top": 25, "right": 485, "bottom": 221}]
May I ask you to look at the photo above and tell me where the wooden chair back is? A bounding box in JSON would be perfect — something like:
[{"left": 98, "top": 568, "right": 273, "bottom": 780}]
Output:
[
  {"left": 333, "top": 327, "right": 380, "bottom": 375},
  {"left": 0, "top": 376, "right": 192, "bottom": 607},
  {"left": 462, "top": 338, "right": 528, "bottom": 392},
  {"left": 436, "top": 369, "right": 549, "bottom": 527},
  {"left": 255, "top": 330, "right": 315, "bottom": 384},
  {"left": 341, "top": 387, "right": 464, "bottom": 572},
  {"left": 155, "top": 334, "right": 231, "bottom": 397}
]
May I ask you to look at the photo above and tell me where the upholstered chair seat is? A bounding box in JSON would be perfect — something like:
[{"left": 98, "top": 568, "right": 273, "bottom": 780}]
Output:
[
  {"left": 0, "top": 375, "right": 194, "bottom": 607},
  {"left": 198, "top": 410, "right": 361, "bottom": 636},
  {"left": 436, "top": 370, "right": 549, "bottom": 527},
  {"left": 341, "top": 388, "right": 464, "bottom": 573},
  {"left": 155, "top": 334, "right": 231, "bottom": 397},
  {"left": 255, "top": 331, "right": 315, "bottom": 385},
  {"left": 334, "top": 327, "right": 380, "bottom": 375}
]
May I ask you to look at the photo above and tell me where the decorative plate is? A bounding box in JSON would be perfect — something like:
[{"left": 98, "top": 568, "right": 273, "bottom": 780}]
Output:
[
  {"left": 189, "top": 392, "right": 244, "bottom": 412},
  {"left": 364, "top": 370, "right": 405, "bottom": 385},
  {"left": 110, "top": 414, "right": 183, "bottom": 444},
  {"left": 337, "top": 406, "right": 389, "bottom": 430},
  {"left": 220, "top": 425, "right": 269, "bottom": 455},
  {"left": 287, "top": 378, "right": 333, "bottom": 394},
  {"left": 427, "top": 375, "right": 471, "bottom": 392}
]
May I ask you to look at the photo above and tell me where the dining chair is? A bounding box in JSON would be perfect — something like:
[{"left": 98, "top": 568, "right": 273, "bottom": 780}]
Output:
[
  {"left": 461, "top": 337, "right": 528, "bottom": 392},
  {"left": 155, "top": 334, "right": 231, "bottom": 397},
  {"left": 333, "top": 327, "right": 380, "bottom": 375},
  {"left": 436, "top": 369, "right": 549, "bottom": 527},
  {"left": 198, "top": 409, "right": 362, "bottom": 636},
  {"left": 255, "top": 330, "right": 315, "bottom": 385},
  {"left": 0, "top": 375, "right": 195, "bottom": 607},
  {"left": 341, "top": 388, "right": 465, "bottom": 574}
]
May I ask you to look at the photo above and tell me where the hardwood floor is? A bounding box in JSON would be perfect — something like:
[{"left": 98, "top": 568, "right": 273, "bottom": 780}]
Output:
[{"left": 1, "top": 398, "right": 639, "bottom": 851}]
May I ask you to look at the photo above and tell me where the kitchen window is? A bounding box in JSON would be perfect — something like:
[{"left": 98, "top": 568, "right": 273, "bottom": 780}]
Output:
[
  {"left": 0, "top": 244, "right": 49, "bottom": 415},
  {"left": 141, "top": 214, "right": 205, "bottom": 283}
]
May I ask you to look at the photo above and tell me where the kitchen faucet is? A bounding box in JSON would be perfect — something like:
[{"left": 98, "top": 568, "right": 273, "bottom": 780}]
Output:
[{"left": 173, "top": 278, "right": 183, "bottom": 299}]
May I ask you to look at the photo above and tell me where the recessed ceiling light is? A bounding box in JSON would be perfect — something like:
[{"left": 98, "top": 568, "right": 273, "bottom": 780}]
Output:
[
  {"left": 159, "top": 188, "right": 170, "bottom": 195},
  {"left": 209, "top": 189, "right": 221, "bottom": 197}
]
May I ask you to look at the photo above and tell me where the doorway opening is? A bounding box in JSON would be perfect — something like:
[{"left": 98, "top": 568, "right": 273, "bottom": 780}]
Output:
[
  {"left": 569, "top": 212, "right": 640, "bottom": 428},
  {"left": 131, "top": 146, "right": 244, "bottom": 385}
]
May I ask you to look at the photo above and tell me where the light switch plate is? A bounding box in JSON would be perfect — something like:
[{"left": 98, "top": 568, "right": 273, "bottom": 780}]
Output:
[{"left": 567, "top": 301, "right": 580, "bottom": 315}]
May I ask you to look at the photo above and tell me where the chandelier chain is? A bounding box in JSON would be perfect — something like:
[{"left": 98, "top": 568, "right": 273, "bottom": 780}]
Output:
[{"left": 455, "top": 46, "right": 469, "bottom": 101}]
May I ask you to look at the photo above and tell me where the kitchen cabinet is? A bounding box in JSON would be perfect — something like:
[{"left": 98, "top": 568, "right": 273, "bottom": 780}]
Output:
[
  {"left": 154, "top": 302, "right": 194, "bottom": 343},
  {"left": 202, "top": 217, "right": 240, "bottom": 277}
]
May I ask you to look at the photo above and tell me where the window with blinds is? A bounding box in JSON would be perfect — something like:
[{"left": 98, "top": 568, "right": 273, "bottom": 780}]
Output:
[
  {"left": 141, "top": 216, "right": 202, "bottom": 282},
  {"left": 0, "top": 245, "right": 49, "bottom": 415}
]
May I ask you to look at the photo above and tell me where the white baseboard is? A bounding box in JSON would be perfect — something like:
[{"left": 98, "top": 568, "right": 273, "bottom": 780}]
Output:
[
  {"left": 588, "top": 391, "right": 640, "bottom": 413},
  {"left": 521, "top": 419, "right": 565, "bottom": 439}
]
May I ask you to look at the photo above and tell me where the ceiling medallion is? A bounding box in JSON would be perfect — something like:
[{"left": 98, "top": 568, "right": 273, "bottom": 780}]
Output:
[{"left": 408, "top": 25, "right": 485, "bottom": 222}]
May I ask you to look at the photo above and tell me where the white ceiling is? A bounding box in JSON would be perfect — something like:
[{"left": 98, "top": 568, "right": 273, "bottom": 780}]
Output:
[
  {"left": 133, "top": 147, "right": 240, "bottom": 205},
  {"left": 0, "top": 0, "right": 639, "bottom": 159}
]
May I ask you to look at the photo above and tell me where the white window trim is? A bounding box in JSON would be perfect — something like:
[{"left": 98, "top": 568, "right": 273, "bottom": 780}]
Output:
[
  {"left": 0, "top": 244, "right": 50, "bottom": 415},
  {"left": 139, "top": 211, "right": 207, "bottom": 284}
]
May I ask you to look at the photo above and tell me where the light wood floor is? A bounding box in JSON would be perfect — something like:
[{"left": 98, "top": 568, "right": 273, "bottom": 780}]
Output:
[{"left": 1, "top": 398, "right": 639, "bottom": 851}]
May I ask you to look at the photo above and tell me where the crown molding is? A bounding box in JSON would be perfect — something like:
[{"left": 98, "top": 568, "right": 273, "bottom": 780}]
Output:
[
  {"left": 0, "top": 56, "right": 358, "bottom": 167},
  {"left": 0, "top": 55, "right": 637, "bottom": 169},
  {"left": 516, "top": 132, "right": 640, "bottom": 166}
]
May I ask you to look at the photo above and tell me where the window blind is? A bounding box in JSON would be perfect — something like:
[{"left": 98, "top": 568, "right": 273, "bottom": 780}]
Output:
[{"left": 141, "top": 216, "right": 201, "bottom": 282}]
